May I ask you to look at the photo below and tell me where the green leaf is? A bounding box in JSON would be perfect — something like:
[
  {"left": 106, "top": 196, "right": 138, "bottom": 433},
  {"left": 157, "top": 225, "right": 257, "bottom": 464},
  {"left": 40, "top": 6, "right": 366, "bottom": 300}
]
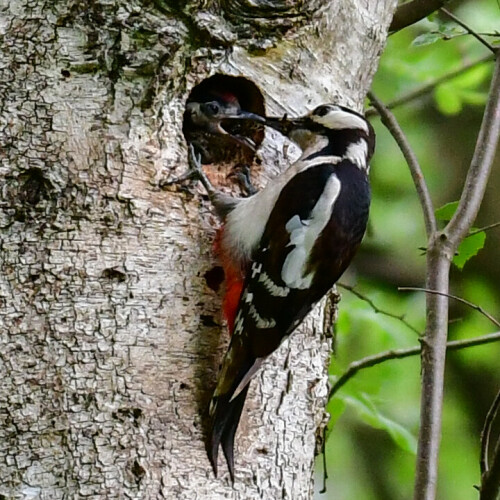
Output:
[
  {"left": 438, "top": 26, "right": 466, "bottom": 38},
  {"left": 434, "top": 84, "right": 463, "bottom": 115},
  {"left": 427, "top": 12, "right": 439, "bottom": 23},
  {"left": 412, "top": 32, "right": 443, "bottom": 47},
  {"left": 451, "top": 63, "right": 491, "bottom": 89},
  {"left": 459, "top": 89, "right": 488, "bottom": 106},
  {"left": 430, "top": 16, "right": 458, "bottom": 35},
  {"left": 340, "top": 394, "right": 417, "bottom": 454},
  {"left": 453, "top": 231, "right": 486, "bottom": 269},
  {"left": 435, "top": 201, "right": 459, "bottom": 221},
  {"left": 412, "top": 25, "right": 466, "bottom": 47}
]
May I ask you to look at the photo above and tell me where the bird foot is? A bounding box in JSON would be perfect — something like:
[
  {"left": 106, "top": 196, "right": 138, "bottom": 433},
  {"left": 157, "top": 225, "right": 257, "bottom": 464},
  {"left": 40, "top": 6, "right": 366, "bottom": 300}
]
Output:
[
  {"left": 162, "top": 144, "right": 238, "bottom": 221},
  {"left": 160, "top": 144, "right": 217, "bottom": 198},
  {"left": 228, "top": 164, "right": 258, "bottom": 196}
]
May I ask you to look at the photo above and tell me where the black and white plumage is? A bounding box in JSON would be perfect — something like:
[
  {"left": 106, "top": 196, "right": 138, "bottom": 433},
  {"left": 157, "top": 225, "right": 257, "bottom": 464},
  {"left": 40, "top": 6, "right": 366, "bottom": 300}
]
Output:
[{"left": 204, "top": 104, "right": 375, "bottom": 480}]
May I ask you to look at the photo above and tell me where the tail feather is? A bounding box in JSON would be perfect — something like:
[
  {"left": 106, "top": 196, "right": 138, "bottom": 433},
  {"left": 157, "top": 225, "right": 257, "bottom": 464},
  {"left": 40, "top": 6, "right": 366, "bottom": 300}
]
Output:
[{"left": 208, "top": 385, "right": 250, "bottom": 481}]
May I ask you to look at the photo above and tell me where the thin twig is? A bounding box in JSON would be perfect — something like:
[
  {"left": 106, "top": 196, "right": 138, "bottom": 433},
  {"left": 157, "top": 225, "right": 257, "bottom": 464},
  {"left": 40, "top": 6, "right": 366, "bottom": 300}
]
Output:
[
  {"left": 480, "top": 399, "right": 500, "bottom": 500},
  {"left": 366, "top": 54, "right": 494, "bottom": 117},
  {"left": 368, "top": 91, "right": 437, "bottom": 237},
  {"left": 338, "top": 283, "right": 421, "bottom": 335},
  {"left": 399, "top": 287, "right": 500, "bottom": 329},
  {"left": 480, "top": 442, "right": 500, "bottom": 500},
  {"left": 469, "top": 221, "right": 500, "bottom": 237},
  {"left": 390, "top": 0, "right": 449, "bottom": 33},
  {"left": 435, "top": 32, "right": 500, "bottom": 42},
  {"left": 417, "top": 217, "right": 499, "bottom": 250},
  {"left": 481, "top": 389, "right": 500, "bottom": 474},
  {"left": 327, "top": 330, "right": 500, "bottom": 401},
  {"left": 440, "top": 8, "right": 497, "bottom": 54},
  {"left": 320, "top": 435, "right": 328, "bottom": 493}
]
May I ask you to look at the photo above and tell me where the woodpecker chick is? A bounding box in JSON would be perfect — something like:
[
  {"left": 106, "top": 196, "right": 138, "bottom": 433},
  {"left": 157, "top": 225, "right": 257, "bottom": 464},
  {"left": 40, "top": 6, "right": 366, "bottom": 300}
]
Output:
[
  {"left": 184, "top": 92, "right": 265, "bottom": 164},
  {"left": 163, "top": 98, "right": 264, "bottom": 194},
  {"left": 201, "top": 103, "right": 375, "bottom": 481}
]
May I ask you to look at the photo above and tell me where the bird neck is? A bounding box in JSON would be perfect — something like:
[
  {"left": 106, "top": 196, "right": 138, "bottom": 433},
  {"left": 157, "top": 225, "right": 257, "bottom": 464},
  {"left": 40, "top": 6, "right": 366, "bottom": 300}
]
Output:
[{"left": 300, "top": 128, "right": 372, "bottom": 170}]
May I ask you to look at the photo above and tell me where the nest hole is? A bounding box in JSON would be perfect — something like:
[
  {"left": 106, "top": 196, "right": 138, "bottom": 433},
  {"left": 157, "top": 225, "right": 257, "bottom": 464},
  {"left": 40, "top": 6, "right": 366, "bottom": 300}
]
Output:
[{"left": 183, "top": 74, "right": 265, "bottom": 165}]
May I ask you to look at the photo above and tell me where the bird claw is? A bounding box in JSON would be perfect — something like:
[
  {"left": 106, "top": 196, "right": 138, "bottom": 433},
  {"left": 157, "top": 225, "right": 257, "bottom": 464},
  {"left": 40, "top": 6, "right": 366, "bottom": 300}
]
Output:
[
  {"left": 159, "top": 169, "right": 197, "bottom": 188},
  {"left": 160, "top": 144, "right": 217, "bottom": 197},
  {"left": 161, "top": 144, "right": 241, "bottom": 220},
  {"left": 228, "top": 164, "right": 257, "bottom": 196}
]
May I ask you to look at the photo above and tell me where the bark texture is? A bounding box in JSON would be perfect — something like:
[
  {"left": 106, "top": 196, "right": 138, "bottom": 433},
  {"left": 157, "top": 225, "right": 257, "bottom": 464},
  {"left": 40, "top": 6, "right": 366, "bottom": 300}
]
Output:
[{"left": 0, "top": 0, "right": 396, "bottom": 498}]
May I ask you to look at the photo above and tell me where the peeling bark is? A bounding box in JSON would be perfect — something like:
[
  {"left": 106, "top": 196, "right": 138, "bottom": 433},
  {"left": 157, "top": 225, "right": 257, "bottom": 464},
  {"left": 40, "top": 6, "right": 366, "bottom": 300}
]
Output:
[{"left": 0, "top": 1, "right": 396, "bottom": 498}]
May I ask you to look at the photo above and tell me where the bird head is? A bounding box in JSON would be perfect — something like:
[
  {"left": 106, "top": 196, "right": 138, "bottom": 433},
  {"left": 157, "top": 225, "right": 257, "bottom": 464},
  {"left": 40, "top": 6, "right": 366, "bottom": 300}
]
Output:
[
  {"left": 264, "top": 104, "right": 373, "bottom": 151},
  {"left": 186, "top": 99, "right": 266, "bottom": 134}
]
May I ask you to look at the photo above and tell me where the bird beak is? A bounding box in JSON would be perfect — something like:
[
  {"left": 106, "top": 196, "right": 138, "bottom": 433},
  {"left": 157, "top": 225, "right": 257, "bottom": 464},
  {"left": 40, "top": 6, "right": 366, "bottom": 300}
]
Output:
[
  {"left": 220, "top": 112, "right": 309, "bottom": 140},
  {"left": 221, "top": 111, "right": 267, "bottom": 124},
  {"left": 263, "top": 116, "right": 306, "bottom": 136}
]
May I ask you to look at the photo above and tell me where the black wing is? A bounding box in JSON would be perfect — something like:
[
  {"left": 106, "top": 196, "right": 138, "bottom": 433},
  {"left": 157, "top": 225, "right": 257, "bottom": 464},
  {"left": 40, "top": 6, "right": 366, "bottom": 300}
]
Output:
[{"left": 208, "top": 160, "right": 370, "bottom": 479}]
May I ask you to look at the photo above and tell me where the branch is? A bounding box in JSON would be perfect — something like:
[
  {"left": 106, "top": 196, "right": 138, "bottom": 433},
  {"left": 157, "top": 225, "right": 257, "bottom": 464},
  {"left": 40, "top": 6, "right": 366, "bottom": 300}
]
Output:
[
  {"left": 480, "top": 440, "right": 500, "bottom": 500},
  {"left": 399, "top": 287, "right": 500, "bottom": 329},
  {"left": 390, "top": 0, "right": 450, "bottom": 33},
  {"left": 327, "top": 330, "right": 500, "bottom": 401},
  {"left": 414, "top": 53, "right": 500, "bottom": 500},
  {"left": 440, "top": 8, "right": 497, "bottom": 54},
  {"left": 324, "top": 331, "right": 500, "bottom": 495},
  {"left": 338, "top": 283, "right": 421, "bottom": 335},
  {"left": 368, "top": 91, "right": 437, "bottom": 237},
  {"left": 480, "top": 389, "right": 500, "bottom": 500},
  {"left": 481, "top": 389, "right": 500, "bottom": 475},
  {"left": 446, "top": 54, "right": 500, "bottom": 245},
  {"left": 366, "top": 54, "right": 494, "bottom": 116},
  {"left": 469, "top": 221, "right": 500, "bottom": 237}
]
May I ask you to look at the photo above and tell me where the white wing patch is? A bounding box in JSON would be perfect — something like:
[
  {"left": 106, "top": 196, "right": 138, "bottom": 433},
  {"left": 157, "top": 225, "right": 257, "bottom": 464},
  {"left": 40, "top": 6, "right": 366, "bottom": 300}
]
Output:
[
  {"left": 258, "top": 271, "right": 290, "bottom": 297},
  {"left": 251, "top": 261, "right": 262, "bottom": 278},
  {"left": 243, "top": 290, "right": 276, "bottom": 329},
  {"left": 248, "top": 303, "right": 276, "bottom": 329},
  {"left": 233, "top": 310, "right": 244, "bottom": 336},
  {"left": 345, "top": 140, "right": 368, "bottom": 170},
  {"left": 281, "top": 173, "right": 341, "bottom": 289},
  {"left": 222, "top": 155, "right": 342, "bottom": 264}
]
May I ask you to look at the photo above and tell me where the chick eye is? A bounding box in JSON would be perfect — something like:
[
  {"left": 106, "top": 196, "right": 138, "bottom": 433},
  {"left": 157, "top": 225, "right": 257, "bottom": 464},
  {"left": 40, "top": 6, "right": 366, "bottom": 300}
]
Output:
[{"left": 204, "top": 102, "right": 220, "bottom": 116}]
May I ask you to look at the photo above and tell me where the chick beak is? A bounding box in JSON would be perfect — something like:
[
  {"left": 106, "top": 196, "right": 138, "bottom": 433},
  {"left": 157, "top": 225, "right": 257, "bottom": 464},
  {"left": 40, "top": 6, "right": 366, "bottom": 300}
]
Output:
[{"left": 221, "top": 110, "right": 266, "bottom": 124}]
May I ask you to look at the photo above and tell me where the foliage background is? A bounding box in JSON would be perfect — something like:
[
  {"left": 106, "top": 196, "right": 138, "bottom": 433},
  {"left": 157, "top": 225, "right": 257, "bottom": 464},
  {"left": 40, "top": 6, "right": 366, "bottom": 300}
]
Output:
[{"left": 317, "top": 1, "right": 500, "bottom": 498}]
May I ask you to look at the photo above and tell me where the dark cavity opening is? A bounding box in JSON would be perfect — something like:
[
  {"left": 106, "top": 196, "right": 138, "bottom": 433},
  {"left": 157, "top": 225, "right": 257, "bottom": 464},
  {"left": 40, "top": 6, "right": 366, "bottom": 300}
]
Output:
[{"left": 183, "top": 74, "right": 265, "bottom": 164}]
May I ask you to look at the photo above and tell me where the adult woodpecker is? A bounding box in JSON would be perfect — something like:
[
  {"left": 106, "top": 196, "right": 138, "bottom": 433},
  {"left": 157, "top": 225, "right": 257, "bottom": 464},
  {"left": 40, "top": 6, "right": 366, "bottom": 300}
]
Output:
[{"left": 186, "top": 103, "right": 375, "bottom": 480}]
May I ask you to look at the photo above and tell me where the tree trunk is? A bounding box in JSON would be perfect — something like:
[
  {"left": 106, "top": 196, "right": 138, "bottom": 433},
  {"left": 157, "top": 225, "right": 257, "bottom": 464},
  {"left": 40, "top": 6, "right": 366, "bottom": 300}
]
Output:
[{"left": 0, "top": 1, "right": 396, "bottom": 498}]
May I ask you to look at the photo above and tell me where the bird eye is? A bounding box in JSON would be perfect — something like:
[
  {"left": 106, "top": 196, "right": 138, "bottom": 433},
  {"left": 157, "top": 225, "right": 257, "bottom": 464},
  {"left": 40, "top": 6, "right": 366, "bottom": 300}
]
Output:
[
  {"left": 314, "top": 105, "right": 333, "bottom": 117},
  {"left": 205, "top": 102, "right": 220, "bottom": 115}
]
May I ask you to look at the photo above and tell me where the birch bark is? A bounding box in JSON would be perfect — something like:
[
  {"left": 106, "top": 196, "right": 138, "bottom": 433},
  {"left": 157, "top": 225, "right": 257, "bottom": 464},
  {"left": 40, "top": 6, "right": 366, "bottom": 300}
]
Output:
[{"left": 0, "top": 1, "right": 396, "bottom": 498}]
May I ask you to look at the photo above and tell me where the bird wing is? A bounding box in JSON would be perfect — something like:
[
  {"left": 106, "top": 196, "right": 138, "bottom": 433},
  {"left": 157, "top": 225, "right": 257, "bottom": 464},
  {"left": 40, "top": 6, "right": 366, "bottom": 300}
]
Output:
[{"left": 208, "top": 160, "right": 370, "bottom": 479}]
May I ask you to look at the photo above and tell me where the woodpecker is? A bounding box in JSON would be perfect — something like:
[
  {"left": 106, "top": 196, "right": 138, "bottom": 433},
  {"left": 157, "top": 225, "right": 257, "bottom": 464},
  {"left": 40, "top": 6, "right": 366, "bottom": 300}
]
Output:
[
  {"left": 184, "top": 91, "right": 265, "bottom": 164},
  {"left": 187, "top": 103, "right": 375, "bottom": 480}
]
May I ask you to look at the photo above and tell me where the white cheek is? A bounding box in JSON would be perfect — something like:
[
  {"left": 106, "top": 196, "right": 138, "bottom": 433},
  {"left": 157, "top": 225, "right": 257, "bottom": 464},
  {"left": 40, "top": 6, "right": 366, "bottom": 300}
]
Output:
[{"left": 315, "top": 111, "right": 369, "bottom": 133}]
